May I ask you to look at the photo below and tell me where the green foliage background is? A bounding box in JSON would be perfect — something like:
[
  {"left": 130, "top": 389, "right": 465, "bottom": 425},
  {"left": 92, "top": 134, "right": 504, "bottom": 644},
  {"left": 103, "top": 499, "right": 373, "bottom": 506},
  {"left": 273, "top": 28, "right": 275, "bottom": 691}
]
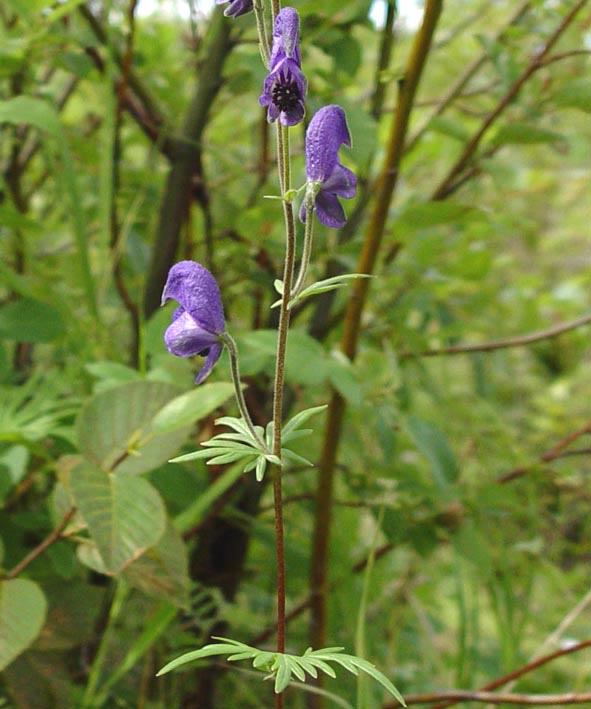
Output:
[{"left": 1, "top": 0, "right": 590, "bottom": 707}]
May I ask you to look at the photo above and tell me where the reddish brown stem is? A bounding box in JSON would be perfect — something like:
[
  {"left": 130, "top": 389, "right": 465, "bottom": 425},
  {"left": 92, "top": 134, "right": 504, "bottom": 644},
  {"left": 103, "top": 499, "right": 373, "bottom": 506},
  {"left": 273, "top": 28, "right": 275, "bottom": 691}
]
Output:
[{"left": 6, "top": 507, "right": 77, "bottom": 580}]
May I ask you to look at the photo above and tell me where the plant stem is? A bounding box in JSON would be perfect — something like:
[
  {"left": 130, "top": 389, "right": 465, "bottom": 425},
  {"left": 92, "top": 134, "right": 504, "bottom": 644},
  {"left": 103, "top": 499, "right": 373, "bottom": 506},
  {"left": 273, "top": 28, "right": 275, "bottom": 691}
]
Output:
[
  {"left": 221, "top": 332, "right": 270, "bottom": 452},
  {"left": 253, "top": 0, "right": 270, "bottom": 67},
  {"left": 290, "top": 204, "right": 314, "bottom": 299},
  {"left": 271, "top": 124, "right": 296, "bottom": 707}
]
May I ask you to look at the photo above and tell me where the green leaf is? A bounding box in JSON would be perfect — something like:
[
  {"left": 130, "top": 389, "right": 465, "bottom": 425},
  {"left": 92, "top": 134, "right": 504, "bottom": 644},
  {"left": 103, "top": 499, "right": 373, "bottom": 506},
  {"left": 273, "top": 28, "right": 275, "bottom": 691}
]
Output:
[
  {"left": 156, "top": 638, "right": 405, "bottom": 704},
  {"left": 394, "top": 202, "right": 486, "bottom": 234},
  {"left": 85, "top": 362, "right": 142, "bottom": 390},
  {"left": 283, "top": 405, "right": 328, "bottom": 438},
  {"left": 429, "top": 116, "right": 470, "bottom": 142},
  {"left": 491, "top": 123, "right": 566, "bottom": 146},
  {"left": 151, "top": 382, "right": 235, "bottom": 433},
  {"left": 0, "top": 579, "right": 47, "bottom": 671},
  {"left": 0, "top": 96, "right": 61, "bottom": 135},
  {"left": 70, "top": 462, "right": 166, "bottom": 574},
  {"left": 0, "top": 298, "right": 66, "bottom": 344},
  {"left": 281, "top": 274, "right": 373, "bottom": 309},
  {"left": 123, "top": 523, "right": 189, "bottom": 607},
  {"left": 77, "top": 380, "right": 191, "bottom": 475},
  {"left": 553, "top": 78, "right": 591, "bottom": 113},
  {"left": 405, "top": 416, "right": 458, "bottom": 493},
  {"left": 173, "top": 463, "right": 245, "bottom": 533}
]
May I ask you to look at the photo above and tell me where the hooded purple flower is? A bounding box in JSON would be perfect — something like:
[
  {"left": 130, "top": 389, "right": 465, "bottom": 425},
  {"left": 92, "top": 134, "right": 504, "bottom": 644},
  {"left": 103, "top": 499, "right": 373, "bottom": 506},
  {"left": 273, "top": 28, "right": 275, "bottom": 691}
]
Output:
[
  {"left": 216, "top": 0, "right": 252, "bottom": 17},
  {"left": 161, "top": 261, "right": 226, "bottom": 384},
  {"left": 259, "top": 8, "right": 307, "bottom": 126},
  {"left": 299, "top": 105, "right": 357, "bottom": 229}
]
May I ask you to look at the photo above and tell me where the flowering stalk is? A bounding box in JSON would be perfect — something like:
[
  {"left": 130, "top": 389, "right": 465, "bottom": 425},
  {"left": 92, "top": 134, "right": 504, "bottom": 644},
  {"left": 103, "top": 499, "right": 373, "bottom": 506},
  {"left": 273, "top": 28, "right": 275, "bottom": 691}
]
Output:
[
  {"left": 220, "top": 332, "right": 270, "bottom": 452},
  {"left": 252, "top": 0, "right": 270, "bottom": 66},
  {"left": 269, "top": 124, "right": 297, "bottom": 669},
  {"left": 290, "top": 199, "right": 315, "bottom": 299}
]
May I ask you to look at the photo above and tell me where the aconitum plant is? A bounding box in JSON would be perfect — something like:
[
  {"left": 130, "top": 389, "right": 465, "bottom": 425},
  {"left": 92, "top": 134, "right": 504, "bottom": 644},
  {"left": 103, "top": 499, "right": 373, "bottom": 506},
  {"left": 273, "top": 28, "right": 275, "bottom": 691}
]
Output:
[{"left": 157, "top": 4, "right": 403, "bottom": 707}]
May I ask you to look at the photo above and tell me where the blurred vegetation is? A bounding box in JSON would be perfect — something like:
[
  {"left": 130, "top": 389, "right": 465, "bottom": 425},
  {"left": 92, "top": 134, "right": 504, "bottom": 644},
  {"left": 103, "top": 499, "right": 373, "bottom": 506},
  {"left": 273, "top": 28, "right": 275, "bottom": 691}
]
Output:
[{"left": 0, "top": 0, "right": 590, "bottom": 707}]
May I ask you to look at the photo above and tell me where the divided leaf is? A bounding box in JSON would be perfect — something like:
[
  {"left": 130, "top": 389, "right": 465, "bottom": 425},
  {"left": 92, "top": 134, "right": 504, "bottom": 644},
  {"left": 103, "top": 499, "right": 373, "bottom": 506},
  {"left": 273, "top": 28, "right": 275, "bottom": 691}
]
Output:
[{"left": 156, "top": 638, "right": 405, "bottom": 704}]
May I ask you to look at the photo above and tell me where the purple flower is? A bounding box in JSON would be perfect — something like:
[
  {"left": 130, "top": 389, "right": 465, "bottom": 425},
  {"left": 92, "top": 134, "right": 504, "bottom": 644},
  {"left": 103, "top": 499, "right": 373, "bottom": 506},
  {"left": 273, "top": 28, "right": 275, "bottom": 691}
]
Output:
[
  {"left": 161, "top": 261, "right": 226, "bottom": 384},
  {"left": 259, "top": 8, "right": 307, "bottom": 126},
  {"left": 299, "top": 105, "right": 357, "bottom": 229},
  {"left": 216, "top": 0, "right": 253, "bottom": 17}
]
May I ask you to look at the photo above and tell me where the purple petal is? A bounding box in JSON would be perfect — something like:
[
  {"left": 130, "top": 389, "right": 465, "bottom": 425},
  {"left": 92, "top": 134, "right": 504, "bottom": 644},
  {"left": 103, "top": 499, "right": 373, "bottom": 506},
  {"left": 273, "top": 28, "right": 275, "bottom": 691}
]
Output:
[
  {"left": 271, "top": 8, "right": 300, "bottom": 65},
  {"left": 161, "top": 261, "right": 225, "bottom": 336},
  {"left": 322, "top": 162, "right": 357, "bottom": 199},
  {"left": 195, "top": 343, "right": 224, "bottom": 384},
  {"left": 164, "top": 310, "right": 219, "bottom": 358},
  {"left": 304, "top": 105, "right": 352, "bottom": 183},
  {"left": 314, "top": 191, "right": 347, "bottom": 229},
  {"left": 216, "top": 0, "right": 253, "bottom": 17},
  {"left": 279, "top": 100, "right": 305, "bottom": 127}
]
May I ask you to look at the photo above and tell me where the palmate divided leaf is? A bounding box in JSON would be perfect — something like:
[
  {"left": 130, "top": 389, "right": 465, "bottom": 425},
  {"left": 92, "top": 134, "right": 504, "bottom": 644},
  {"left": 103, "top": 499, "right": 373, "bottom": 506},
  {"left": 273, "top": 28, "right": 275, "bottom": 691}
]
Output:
[
  {"left": 170, "top": 407, "right": 327, "bottom": 480},
  {"left": 271, "top": 273, "right": 373, "bottom": 309},
  {"left": 156, "top": 638, "right": 405, "bottom": 704}
]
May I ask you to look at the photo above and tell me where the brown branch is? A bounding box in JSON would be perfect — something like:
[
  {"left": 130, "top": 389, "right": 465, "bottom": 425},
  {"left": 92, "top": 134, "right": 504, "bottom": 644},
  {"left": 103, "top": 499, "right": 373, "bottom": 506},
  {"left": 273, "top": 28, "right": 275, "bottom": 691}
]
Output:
[
  {"left": 6, "top": 507, "right": 77, "bottom": 579},
  {"left": 386, "top": 690, "right": 591, "bottom": 706},
  {"left": 431, "top": 0, "right": 588, "bottom": 200},
  {"left": 110, "top": 0, "right": 141, "bottom": 366},
  {"left": 405, "top": 0, "right": 531, "bottom": 154},
  {"left": 142, "top": 9, "right": 233, "bottom": 318},
  {"left": 498, "top": 421, "right": 591, "bottom": 483},
  {"left": 417, "top": 639, "right": 591, "bottom": 709},
  {"left": 79, "top": 4, "right": 175, "bottom": 158},
  {"left": 371, "top": 0, "right": 398, "bottom": 120},
  {"left": 400, "top": 312, "right": 591, "bottom": 360}
]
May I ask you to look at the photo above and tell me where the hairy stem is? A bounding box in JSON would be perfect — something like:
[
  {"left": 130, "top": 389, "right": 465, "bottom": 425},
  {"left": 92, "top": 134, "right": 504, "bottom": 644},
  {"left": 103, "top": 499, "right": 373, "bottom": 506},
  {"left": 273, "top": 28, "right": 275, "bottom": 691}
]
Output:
[
  {"left": 271, "top": 124, "right": 296, "bottom": 708},
  {"left": 253, "top": 0, "right": 270, "bottom": 66}
]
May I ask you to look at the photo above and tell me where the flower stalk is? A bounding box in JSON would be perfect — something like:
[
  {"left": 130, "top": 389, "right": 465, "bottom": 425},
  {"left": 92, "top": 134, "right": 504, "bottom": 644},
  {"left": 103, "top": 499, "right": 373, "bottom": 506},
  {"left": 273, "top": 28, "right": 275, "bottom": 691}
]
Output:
[
  {"left": 290, "top": 201, "right": 315, "bottom": 299},
  {"left": 221, "top": 332, "right": 270, "bottom": 452}
]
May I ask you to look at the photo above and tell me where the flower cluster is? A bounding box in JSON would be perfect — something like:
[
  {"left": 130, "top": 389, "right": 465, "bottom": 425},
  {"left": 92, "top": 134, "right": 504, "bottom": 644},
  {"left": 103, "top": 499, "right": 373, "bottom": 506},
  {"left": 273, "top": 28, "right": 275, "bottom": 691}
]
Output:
[{"left": 162, "top": 6, "right": 357, "bottom": 381}]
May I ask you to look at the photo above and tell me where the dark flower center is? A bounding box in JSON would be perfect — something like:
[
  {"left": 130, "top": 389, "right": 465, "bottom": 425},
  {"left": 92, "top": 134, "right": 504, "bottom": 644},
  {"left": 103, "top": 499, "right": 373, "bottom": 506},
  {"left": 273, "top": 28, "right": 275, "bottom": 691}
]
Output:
[{"left": 272, "top": 73, "right": 302, "bottom": 113}]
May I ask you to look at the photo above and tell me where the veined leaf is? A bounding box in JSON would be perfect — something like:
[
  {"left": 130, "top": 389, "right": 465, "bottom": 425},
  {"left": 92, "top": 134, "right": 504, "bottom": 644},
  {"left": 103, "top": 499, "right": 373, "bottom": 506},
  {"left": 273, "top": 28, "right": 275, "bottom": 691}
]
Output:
[
  {"left": 70, "top": 462, "right": 166, "bottom": 574},
  {"left": 0, "top": 579, "right": 47, "bottom": 671}
]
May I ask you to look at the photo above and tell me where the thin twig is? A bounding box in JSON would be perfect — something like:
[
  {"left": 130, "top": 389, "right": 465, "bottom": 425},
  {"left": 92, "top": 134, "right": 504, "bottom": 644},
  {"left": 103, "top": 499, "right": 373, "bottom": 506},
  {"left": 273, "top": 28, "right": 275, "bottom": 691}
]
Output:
[
  {"left": 498, "top": 421, "right": 591, "bottom": 483},
  {"left": 400, "top": 312, "right": 591, "bottom": 360},
  {"left": 6, "top": 507, "right": 77, "bottom": 579},
  {"left": 405, "top": 0, "right": 531, "bottom": 154},
  {"left": 431, "top": 0, "right": 588, "bottom": 200},
  {"left": 385, "top": 689, "right": 591, "bottom": 706}
]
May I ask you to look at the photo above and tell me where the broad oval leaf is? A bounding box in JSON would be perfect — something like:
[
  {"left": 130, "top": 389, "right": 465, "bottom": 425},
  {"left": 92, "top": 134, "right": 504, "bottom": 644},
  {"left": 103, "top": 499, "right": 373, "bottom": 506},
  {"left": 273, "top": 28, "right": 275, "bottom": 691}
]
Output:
[
  {"left": 123, "top": 522, "right": 189, "bottom": 607},
  {"left": 70, "top": 462, "right": 166, "bottom": 574},
  {"left": 77, "top": 380, "right": 191, "bottom": 475},
  {"left": 151, "top": 382, "right": 235, "bottom": 433},
  {"left": 0, "top": 579, "right": 47, "bottom": 671}
]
